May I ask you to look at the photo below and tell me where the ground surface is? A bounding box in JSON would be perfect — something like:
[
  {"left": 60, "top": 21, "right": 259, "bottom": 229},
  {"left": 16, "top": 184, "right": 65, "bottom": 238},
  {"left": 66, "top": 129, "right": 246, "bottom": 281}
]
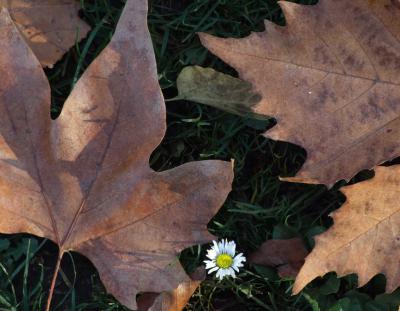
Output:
[{"left": 1, "top": 0, "right": 400, "bottom": 310}]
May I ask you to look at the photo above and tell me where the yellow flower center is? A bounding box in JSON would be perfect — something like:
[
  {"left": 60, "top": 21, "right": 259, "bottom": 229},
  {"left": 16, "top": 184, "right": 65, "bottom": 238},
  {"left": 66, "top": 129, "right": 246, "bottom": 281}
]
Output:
[{"left": 216, "top": 254, "right": 233, "bottom": 269}]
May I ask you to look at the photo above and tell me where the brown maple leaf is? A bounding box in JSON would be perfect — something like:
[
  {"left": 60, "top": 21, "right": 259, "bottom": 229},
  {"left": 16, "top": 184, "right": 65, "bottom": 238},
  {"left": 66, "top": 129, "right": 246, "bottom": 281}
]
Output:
[
  {"left": 293, "top": 165, "right": 400, "bottom": 294},
  {"left": 249, "top": 238, "right": 308, "bottom": 278},
  {"left": 199, "top": 0, "right": 400, "bottom": 187},
  {"left": 0, "top": 1, "right": 233, "bottom": 310},
  {"left": 0, "top": 0, "right": 90, "bottom": 67}
]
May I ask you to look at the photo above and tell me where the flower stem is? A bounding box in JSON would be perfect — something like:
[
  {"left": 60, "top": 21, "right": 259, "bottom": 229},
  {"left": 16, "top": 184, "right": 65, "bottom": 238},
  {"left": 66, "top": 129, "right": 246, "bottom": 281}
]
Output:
[
  {"left": 45, "top": 250, "right": 64, "bottom": 311},
  {"left": 225, "top": 277, "right": 274, "bottom": 311}
]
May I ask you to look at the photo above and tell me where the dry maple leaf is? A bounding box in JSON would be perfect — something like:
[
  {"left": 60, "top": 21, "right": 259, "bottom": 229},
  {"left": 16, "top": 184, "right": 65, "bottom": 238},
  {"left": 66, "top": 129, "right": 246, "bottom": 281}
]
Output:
[
  {"left": 199, "top": 0, "right": 400, "bottom": 187},
  {"left": 293, "top": 165, "right": 400, "bottom": 294},
  {"left": 0, "top": 0, "right": 90, "bottom": 67},
  {"left": 0, "top": 1, "right": 233, "bottom": 310},
  {"left": 249, "top": 238, "right": 308, "bottom": 278}
]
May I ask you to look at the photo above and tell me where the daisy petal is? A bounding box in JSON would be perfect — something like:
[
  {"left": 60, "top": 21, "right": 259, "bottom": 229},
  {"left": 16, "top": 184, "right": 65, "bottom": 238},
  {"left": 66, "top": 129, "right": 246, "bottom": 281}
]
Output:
[
  {"left": 232, "top": 261, "right": 243, "bottom": 270},
  {"left": 234, "top": 253, "right": 246, "bottom": 263},
  {"left": 208, "top": 266, "right": 219, "bottom": 274},
  {"left": 220, "top": 269, "right": 228, "bottom": 279},
  {"left": 218, "top": 241, "right": 225, "bottom": 253},
  {"left": 229, "top": 267, "right": 236, "bottom": 278},
  {"left": 226, "top": 242, "right": 236, "bottom": 256},
  {"left": 212, "top": 240, "right": 220, "bottom": 253},
  {"left": 204, "top": 260, "right": 216, "bottom": 269},
  {"left": 216, "top": 268, "right": 223, "bottom": 279},
  {"left": 206, "top": 249, "right": 217, "bottom": 260}
]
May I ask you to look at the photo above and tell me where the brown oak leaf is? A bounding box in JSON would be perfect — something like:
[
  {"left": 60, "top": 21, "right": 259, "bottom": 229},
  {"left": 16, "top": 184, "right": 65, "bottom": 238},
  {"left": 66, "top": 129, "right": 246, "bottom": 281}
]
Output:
[
  {"left": 0, "top": 1, "right": 233, "bottom": 309},
  {"left": 199, "top": 0, "right": 400, "bottom": 187},
  {"left": 293, "top": 165, "right": 400, "bottom": 294},
  {"left": 0, "top": 0, "right": 90, "bottom": 67},
  {"left": 249, "top": 238, "right": 308, "bottom": 278}
]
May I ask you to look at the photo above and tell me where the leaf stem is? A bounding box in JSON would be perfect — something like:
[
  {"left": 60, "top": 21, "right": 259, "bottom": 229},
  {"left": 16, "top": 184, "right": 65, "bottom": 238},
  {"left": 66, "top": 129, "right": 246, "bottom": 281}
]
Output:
[{"left": 45, "top": 250, "right": 64, "bottom": 311}]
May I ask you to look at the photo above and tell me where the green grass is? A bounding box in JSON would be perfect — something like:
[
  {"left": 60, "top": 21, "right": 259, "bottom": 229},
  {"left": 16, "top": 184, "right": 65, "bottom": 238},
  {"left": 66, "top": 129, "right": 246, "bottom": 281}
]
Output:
[{"left": 0, "top": 0, "right": 400, "bottom": 310}]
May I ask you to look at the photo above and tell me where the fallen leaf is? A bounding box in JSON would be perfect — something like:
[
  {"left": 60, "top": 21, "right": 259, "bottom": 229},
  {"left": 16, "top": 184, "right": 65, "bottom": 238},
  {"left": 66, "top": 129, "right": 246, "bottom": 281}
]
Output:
[
  {"left": 137, "top": 267, "right": 205, "bottom": 311},
  {"left": 249, "top": 238, "right": 308, "bottom": 278},
  {"left": 0, "top": 0, "right": 90, "bottom": 67},
  {"left": 0, "top": 1, "right": 233, "bottom": 310},
  {"left": 293, "top": 165, "right": 400, "bottom": 294},
  {"left": 176, "top": 66, "right": 265, "bottom": 119},
  {"left": 137, "top": 293, "right": 160, "bottom": 311},
  {"left": 199, "top": 0, "right": 400, "bottom": 187}
]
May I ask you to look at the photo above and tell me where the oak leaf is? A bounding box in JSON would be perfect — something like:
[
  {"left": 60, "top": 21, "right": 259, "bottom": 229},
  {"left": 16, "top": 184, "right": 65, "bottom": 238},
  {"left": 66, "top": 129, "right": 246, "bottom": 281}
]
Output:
[
  {"left": 0, "top": 0, "right": 90, "bottom": 67},
  {"left": 249, "top": 238, "right": 308, "bottom": 278},
  {"left": 200, "top": 0, "right": 400, "bottom": 187},
  {"left": 0, "top": 1, "right": 233, "bottom": 309},
  {"left": 293, "top": 165, "right": 400, "bottom": 294}
]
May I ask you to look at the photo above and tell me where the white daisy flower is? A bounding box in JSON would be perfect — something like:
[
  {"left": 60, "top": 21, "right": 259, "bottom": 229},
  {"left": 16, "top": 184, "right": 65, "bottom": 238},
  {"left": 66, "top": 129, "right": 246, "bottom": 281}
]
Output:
[{"left": 204, "top": 239, "right": 246, "bottom": 280}]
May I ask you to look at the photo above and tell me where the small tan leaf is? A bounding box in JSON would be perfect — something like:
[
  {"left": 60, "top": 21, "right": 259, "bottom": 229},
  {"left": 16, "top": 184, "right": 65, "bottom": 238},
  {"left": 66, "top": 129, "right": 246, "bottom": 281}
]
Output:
[
  {"left": 138, "top": 267, "right": 204, "bottom": 311},
  {"left": 249, "top": 238, "right": 308, "bottom": 278},
  {"left": 293, "top": 165, "right": 400, "bottom": 294},
  {"left": 0, "top": 0, "right": 90, "bottom": 67},
  {"left": 148, "top": 279, "right": 200, "bottom": 311},
  {"left": 199, "top": 0, "right": 400, "bottom": 186},
  {"left": 137, "top": 293, "right": 160, "bottom": 311},
  {"left": 0, "top": 0, "right": 233, "bottom": 309},
  {"left": 176, "top": 66, "right": 265, "bottom": 119}
]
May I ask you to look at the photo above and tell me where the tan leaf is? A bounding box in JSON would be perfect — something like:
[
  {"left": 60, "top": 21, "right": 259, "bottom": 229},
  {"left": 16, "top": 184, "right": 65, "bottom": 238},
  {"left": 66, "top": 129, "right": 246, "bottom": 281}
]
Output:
[
  {"left": 137, "top": 267, "right": 205, "bottom": 311},
  {"left": 0, "top": 0, "right": 90, "bottom": 67},
  {"left": 148, "top": 279, "right": 200, "bottom": 311},
  {"left": 199, "top": 0, "right": 400, "bottom": 187},
  {"left": 176, "top": 66, "right": 265, "bottom": 119},
  {"left": 293, "top": 165, "right": 400, "bottom": 294},
  {"left": 249, "top": 238, "right": 308, "bottom": 278},
  {"left": 0, "top": 1, "right": 233, "bottom": 309}
]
